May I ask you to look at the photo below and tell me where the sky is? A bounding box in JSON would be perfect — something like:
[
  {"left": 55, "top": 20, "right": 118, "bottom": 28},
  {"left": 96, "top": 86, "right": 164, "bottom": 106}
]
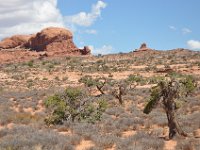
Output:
[{"left": 0, "top": 0, "right": 200, "bottom": 54}]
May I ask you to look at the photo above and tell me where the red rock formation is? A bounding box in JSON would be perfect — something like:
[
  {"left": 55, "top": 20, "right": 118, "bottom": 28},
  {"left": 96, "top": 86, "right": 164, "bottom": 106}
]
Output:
[
  {"left": 135, "top": 43, "right": 153, "bottom": 52},
  {"left": 0, "top": 35, "right": 32, "bottom": 49},
  {"left": 0, "top": 27, "right": 91, "bottom": 64},
  {"left": 26, "top": 27, "right": 77, "bottom": 52},
  {"left": 81, "top": 46, "right": 91, "bottom": 55},
  {"left": 140, "top": 43, "right": 148, "bottom": 49}
]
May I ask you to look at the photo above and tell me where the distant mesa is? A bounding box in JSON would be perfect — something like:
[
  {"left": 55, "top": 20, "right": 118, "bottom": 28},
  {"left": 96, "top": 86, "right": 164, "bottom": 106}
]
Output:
[
  {"left": 134, "top": 43, "right": 154, "bottom": 52},
  {"left": 0, "top": 27, "right": 91, "bottom": 56}
]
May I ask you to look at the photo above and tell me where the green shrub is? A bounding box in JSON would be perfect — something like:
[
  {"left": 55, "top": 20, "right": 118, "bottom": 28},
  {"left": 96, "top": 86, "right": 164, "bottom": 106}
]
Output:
[
  {"left": 27, "top": 60, "right": 34, "bottom": 67},
  {"left": 127, "top": 74, "right": 143, "bottom": 83},
  {"left": 44, "top": 87, "right": 107, "bottom": 126},
  {"left": 181, "top": 75, "right": 197, "bottom": 96},
  {"left": 44, "top": 94, "right": 66, "bottom": 125},
  {"left": 147, "top": 76, "right": 165, "bottom": 84},
  {"left": 79, "top": 75, "right": 96, "bottom": 87}
]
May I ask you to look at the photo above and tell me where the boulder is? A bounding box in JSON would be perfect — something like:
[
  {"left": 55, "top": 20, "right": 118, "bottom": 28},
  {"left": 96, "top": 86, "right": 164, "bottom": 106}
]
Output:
[
  {"left": 26, "top": 27, "right": 77, "bottom": 52},
  {"left": 0, "top": 35, "right": 32, "bottom": 49},
  {"left": 81, "top": 46, "right": 91, "bottom": 55}
]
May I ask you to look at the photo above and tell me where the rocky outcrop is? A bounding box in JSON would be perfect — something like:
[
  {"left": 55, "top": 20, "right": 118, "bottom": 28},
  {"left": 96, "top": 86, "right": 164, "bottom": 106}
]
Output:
[
  {"left": 81, "top": 46, "right": 91, "bottom": 55},
  {"left": 0, "top": 27, "right": 91, "bottom": 55},
  {"left": 25, "top": 27, "right": 90, "bottom": 55},
  {"left": 0, "top": 35, "right": 32, "bottom": 49},
  {"left": 135, "top": 43, "right": 153, "bottom": 52},
  {"left": 26, "top": 27, "right": 77, "bottom": 52}
]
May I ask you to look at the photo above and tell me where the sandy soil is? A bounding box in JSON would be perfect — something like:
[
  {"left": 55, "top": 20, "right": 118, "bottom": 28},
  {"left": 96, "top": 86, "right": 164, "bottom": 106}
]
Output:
[
  {"left": 76, "top": 140, "right": 95, "bottom": 150},
  {"left": 164, "top": 140, "right": 177, "bottom": 150}
]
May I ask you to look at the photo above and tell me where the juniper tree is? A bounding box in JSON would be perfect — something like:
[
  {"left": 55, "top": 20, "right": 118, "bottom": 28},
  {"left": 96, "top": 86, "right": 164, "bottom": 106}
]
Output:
[
  {"left": 44, "top": 87, "right": 107, "bottom": 125},
  {"left": 143, "top": 76, "right": 196, "bottom": 139},
  {"left": 110, "top": 81, "right": 127, "bottom": 105}
]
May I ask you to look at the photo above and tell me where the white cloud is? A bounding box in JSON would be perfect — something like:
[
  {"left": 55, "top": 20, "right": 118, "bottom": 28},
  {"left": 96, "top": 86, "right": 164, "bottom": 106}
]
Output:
[
  {"left": 168, "top": 26, "right": 192, "bottom": 35},
  {"left": 65, "top": 1, "right": 107, "bottom": 27},
  {"left": 84, "top": 29, "right": 97, "bottom": 34},
  {"left": 0, "top": 0, "right": 107, "bottom": 39},
  {"left": 187, "top": 40, "right": 200, "bottom": 50},
  {"left": 90, "top": 45, "right": 114, "bottom": 55},
  {"left": 169, "top": 25, "right": 176, "bottom": 30},
  {"left": 182, "top": 28, "right": 192, "bottom": 34},
  {"left": 0, "top": 0, "right": 64, "bottom": 39}
]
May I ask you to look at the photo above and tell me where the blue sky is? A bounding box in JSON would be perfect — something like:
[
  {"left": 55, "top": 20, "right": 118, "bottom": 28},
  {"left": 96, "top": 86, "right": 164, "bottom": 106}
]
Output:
[
  {"left": 57, "top": 0, "right": 200, "bottom": 54},
  {"left": 1, "top": 0, "right": 200, "bottom": 54}
]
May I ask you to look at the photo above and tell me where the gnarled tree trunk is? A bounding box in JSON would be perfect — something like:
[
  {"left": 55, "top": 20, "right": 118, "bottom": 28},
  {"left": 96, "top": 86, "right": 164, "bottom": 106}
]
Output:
[{"left": 164, "top": 99, "right": 187, "bottom": 139}]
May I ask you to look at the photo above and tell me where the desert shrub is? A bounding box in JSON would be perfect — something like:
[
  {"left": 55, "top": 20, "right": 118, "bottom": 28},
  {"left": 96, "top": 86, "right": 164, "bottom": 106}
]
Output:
[
  {"left": 127, "top": 74, "right": 146, "bottom": 86},
  {"left": 44, "top": 87, "right": 108, "bottom": 125},
  {"left": 71, "top": 123, "right": 99, "bottom": 139},
  {"left": 0, "top": 106, "right": 15, "bottom": 125},
  {"left": 145, "top": 65, "right": 157, "bottom": 72},
  {"left": 79, "top": 75, "right": 108, "bottom": 95},
  {"left": 167, "top": 71, "right": 185, "bottom": 79},
  {"left": 105, "top": 106, "right": 125, "bottom": 117},
  {"left": 179, "top": 111, "right": 200, "bottom": 130},
  {"left": 147, "top": 76, "right": 165, "bottom": 84},
  {"left": 151, "top": 128, "right": 164, "bottom": 137},
  {"left": 114, "top": 117, "right": 135, "bottom": 131},
  {"left": 176, "top": 138, "right": 200, "bottom": 150},
  {"left": 11, "top": 113, "right": 42, "bottom": 124},
  {"left": 27, "top": 60, "right": 34, "bottom": 67},
  {"left": 116, "top": 136, "right": 136, "bottom": 150},
  {"left": 151, "top": 115, "right": 168, "bottom": 127},
  {"left": 79, "top": 75, "right": 96, "bottom": 87},
  {"left": 132, "top": 131, "right": 164, "bottom": 150},
  {"left": 0, "top": 125, "right": 75, "bottom": 150},
  {"left": 91, "top": 134, "right": 118, "bottom": 149},
  {"left": 139, "top": 136, "right": 164, "bottom": 150},
  {"left": 181, "top": 75, "right": 197, "bottom": 96}
]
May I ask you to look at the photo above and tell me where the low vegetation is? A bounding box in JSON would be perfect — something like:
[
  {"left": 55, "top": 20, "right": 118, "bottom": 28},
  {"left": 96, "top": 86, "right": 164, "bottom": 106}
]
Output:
[{"left": 0, "top": 50, "right": 200, "bottom": 149}]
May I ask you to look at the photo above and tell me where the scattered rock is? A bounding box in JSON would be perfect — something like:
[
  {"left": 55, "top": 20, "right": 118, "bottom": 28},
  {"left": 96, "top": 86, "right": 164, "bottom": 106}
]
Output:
[{"left": 38, "top": 52, "right": 48, "bottom": 60}]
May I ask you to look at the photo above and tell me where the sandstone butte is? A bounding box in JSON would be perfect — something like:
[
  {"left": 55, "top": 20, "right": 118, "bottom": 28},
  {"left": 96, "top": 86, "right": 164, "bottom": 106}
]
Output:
[
  {"left": 134, "top": 43, "right": 154, "bottom": 52},
  {"left": 0, "top": 27, "right": 91, "bottom": 56}
]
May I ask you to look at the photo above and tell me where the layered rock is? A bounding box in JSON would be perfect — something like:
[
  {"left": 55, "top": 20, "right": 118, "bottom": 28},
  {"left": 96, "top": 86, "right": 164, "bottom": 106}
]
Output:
[{"left": 0, "top": 35, "right": 32, "bottom": 49}]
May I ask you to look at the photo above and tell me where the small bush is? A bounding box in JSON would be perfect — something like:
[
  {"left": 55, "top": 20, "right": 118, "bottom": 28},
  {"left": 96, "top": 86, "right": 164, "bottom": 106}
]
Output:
[{"left": 27, "top": 60, "right": 34, "bottom": 67}]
